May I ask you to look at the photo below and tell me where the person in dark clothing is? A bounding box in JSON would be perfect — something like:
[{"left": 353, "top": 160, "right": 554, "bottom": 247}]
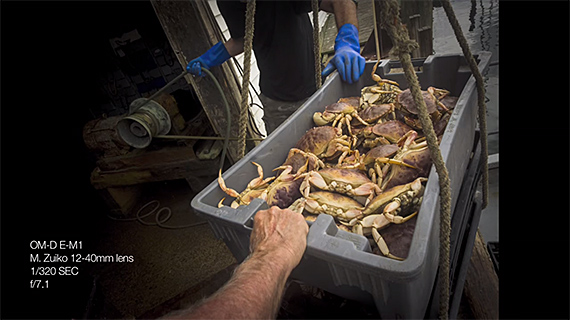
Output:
[{"left": 187, "top": 0, "right": 364, "bottom": 135}]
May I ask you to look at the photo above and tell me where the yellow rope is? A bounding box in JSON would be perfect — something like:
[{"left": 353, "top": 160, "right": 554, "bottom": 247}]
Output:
[
  {"left": 312, "top": 0, "right": 322, "bottom": 90},
  {"left": 375, "top": 0, "right": 451, "bottom": 318},
  {"left": 239, "top": 0, "right": 256, "bottom": 159}
]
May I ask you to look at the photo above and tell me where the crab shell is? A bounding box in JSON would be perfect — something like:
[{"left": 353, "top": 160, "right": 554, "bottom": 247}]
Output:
[
  {"left": 363, "top": 144, "right": 400, "bottom": 166},
  {"left": 276, "top": 148, "right": 323, "bottom": 176},
  {"left": 440, "top": 95, "right": 458, "bottom": 110},
  {"left": 396, "top": 89, "right": 439, "bottom": 115},
  {"left": 362, "top": 177, "right": 427, "bottom": 216},
  {"left": 382, "top": 144, "right": 432, "bottom": 190},
  {"left": 261, "top": 166, "right": 303, "bottom": 209},
  {"left": 352, "top": 103, "right": 394, "bottom": 125},
  {"left": 295, "top": 126, "right": 350, "bottom": 160},
  {"left": 304, "top": 191, "right": 365, "bottom": 221},
  {"left": 301, "top": 168, "right": 380, "bottom": 203},
  {"left": 337, "top": 96, "right": 361, "bottom": 108},
  {"left": 371, "top": 120, "right": 413, "bottom": 143}
]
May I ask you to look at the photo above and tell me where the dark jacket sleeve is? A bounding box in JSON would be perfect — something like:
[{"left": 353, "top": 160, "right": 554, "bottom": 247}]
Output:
[{"left": 217, "top": 0, "right": 246, "bottom": 39}]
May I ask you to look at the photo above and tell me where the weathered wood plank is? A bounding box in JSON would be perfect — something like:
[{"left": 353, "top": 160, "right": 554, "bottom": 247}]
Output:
[
  {"left": 407, "top": 14, "right": 421, "bottom": 58},
  {"left": 418, "top": 26, "right": 433, "bottom": 57},
  {"left": 91, "top": 159, "right": 219, "bottom": 190},
  {"left": 400, "top": 0, "right": 433, "bottom": 58},
  {"left": 150, "top": 0, "right": 254, "bottom": 163},
  {"left": 360, "top": 0, "right": 434, "bottom": 60},
  {"left": 321, "top": 0, "right": 374, "bottom": 55},
  {"left": 91, "top": 145, "right": 220, "bottom": 189},
  {"left": 463, "top": 231, "right": 499, "bottom": 319},
  {"left": 96, "top": 145, "right": 197, "bottom": 171}
]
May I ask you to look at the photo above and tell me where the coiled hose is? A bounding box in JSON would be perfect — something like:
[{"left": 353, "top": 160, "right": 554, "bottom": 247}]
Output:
[{"left": 108, "top": 200, "right": 208, "bottom": 229}]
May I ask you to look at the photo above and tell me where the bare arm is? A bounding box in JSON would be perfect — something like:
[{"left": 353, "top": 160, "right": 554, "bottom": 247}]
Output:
[
  {"left": 224, "top": 37, "right": 245, "bottom": 57},
  {"left": 164, "top": 207, "right": 309, "bottom": 319},
  {"left": 320, "top": 0, "right": 359, "bottom": 29}
]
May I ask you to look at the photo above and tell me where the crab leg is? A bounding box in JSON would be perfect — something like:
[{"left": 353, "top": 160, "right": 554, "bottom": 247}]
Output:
[
  {"left": 218, "top": 169, "right": 240, "bottom": 198},
  {"left": 352, "top": 113, "right": 370, "bottom": 127},
  {"left": 371, "top": 73, "right": 400, "bottom": 87},
  {"left": 372, "top": 228, "right": 404, "bottom": 261},
  {"left": 373, "top": 162, "right": 384, "bottom": 186},
  {"left": 375, "top": 157, "right": 418, "bottom": 169},
  {"left": 350, "top": 183, "right": 381, "bottom": 206},
  {"left": 332, "top": 113, "right": 343, "bottom": 128},
  {"left": 428, "top": 87, "right": 450, "bottom": 100},
  {"left": 248, "top": 161, "right": 274, "bottom": 189},
  {"left": 384, "top": 205, "right": 419, "bottom": 224}
]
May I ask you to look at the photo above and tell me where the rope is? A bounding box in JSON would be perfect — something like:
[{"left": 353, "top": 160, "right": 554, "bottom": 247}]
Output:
[
  {"left": 312, "top": 0, "right": 322, "bottom": 89},
  {"left": 375, "top": 0, "right": 451, "bottom": 318},
  {"left": 440, "top": 0, "right": 489, "bottom": 209},
  {"left": 239, "top": 0, "right": 256, "bottom": 159}
]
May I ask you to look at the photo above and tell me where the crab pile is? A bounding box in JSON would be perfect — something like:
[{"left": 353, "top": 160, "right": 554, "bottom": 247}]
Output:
[{"left": 218, "top": 73, "right": 457, "bottom": 260}]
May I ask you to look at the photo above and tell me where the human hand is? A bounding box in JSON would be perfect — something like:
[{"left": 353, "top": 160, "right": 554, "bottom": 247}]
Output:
[
  {"left": 250, "top": 206, "right": 309, "bottom": 272},
  {"left": 186, "top": 41, "right": 231, "bottom": 77},
  {"left": 186, "top": 57, "right": 208, "bottom": 77},
  {"left": 321, "top": 23, "right": 365, "bottom": 84}
]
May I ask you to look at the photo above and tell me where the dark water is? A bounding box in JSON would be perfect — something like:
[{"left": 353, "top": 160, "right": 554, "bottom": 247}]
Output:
[{"left": 432, "top": 0, "right": 499, "bottom": 154}]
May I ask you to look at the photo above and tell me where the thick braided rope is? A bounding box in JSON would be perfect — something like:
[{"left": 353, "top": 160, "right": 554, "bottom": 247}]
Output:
[
  {"left": 238, "top": 0, "right": 256, "bottom": 159},
  {"left": 441, "top": 0, "right": 489, "bottom": 209},
  {"left": 312, "top": 0, "right": 322, "bottom": 89},
  {"left": 376, "top": 0, "right": 452, "bottom": 318}
]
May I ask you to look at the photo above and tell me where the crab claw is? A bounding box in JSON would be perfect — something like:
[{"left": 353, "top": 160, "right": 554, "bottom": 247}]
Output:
[
  {"left": 288, "top": 198, "right": 306, "bottom": 214},
  {"left": 360, "top": 214, "right": 390, "bottom": 229},
  {"left": 217, "top": 197, "right": 226, "bottom": 208},
  {"left": 385, "top": 208, "right": 418, "bottom": 224},
  {"left": 313, "top": 112, "right": 334, "bottom": 126},
  {"left": 396, "top": 130, "right": 418, "bottom": 148},
  {"left": 218, "top": 169, "right": 240, "bottom": 198},
  {"left": 343, "top": 209, "right": 364, "bottom": 221}
]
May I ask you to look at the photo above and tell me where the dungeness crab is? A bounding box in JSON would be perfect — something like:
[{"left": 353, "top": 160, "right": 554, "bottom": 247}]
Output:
[
  {"left": 395, "top": 87, "right": 452, "bottom": 131},
  {"left": 313, "top": 101, "right": 369, "bottom": 137},
  {"left": 217, "top": 162, "right": 275, "bottom": 208},
  {"left": 295, "top": 126, "right": 353, "bottom": 164},
  {"left": 299, "top": 168, "right": 381, "bottom": 205}
]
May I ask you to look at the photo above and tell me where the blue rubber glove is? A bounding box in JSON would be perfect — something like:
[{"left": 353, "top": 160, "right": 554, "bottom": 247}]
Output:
[
  {"left": 187, "top": 41, "right": 231, "bottom": 76},
  {"left": 321, "top": 24, "right": 365, "bottom": 84}
]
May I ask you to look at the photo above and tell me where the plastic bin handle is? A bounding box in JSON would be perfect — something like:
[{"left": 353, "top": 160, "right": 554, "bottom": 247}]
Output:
[
  {"left": 306, "top": 213, "right": 371, "bottom": 254},
  {"left": 237, "top": 198, "right": 269, "bottom": 232}
]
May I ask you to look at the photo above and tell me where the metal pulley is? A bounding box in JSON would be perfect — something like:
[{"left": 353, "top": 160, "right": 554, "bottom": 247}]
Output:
[{"left": 116, "top": 98, "right": 171, "bottom": 148}]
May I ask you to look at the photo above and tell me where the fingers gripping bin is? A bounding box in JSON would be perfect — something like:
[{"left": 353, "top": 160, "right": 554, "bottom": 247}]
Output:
[{"left": 191, "top": 52, "right": 492, "bottom": 319}]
